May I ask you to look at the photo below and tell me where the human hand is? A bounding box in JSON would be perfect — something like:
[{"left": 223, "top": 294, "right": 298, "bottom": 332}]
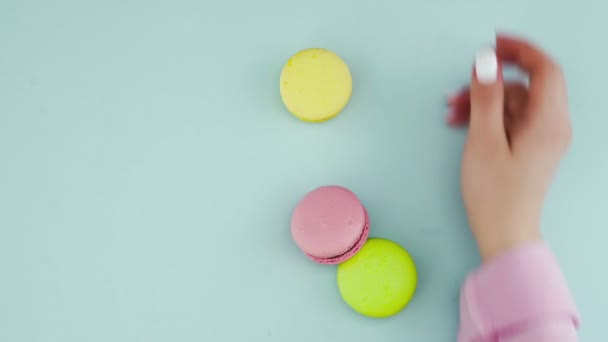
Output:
[{"left": 447, "top": 35, "right": 572, "bottom": 262}]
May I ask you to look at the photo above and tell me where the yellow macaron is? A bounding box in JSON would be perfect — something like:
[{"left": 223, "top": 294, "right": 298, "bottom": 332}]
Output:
[
  {"left": 280, "top": 48, "right": 352, "bottom": 122},
  {"left": 337, "top": 238, "right": 417, "bottom": 318}
]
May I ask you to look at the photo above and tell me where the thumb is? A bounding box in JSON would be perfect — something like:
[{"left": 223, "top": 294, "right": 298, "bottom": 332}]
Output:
[{"left": 469, "top": 46, "right": 507, "bottom": 145}]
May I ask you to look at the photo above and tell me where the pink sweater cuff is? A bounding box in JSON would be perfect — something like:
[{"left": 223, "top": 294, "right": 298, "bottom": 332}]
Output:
[{"left": 459, "top": 243, "right": 580, "bottom": 341}]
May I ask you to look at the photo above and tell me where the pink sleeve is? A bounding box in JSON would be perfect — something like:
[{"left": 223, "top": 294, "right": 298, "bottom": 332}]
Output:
[{"left": 458, "top": 243, "right": 580, "bottom": 342}]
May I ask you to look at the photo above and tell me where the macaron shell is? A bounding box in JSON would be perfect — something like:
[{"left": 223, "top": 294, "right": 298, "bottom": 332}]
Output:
[
  {"left": 280, "top": 48, "right": 352, "bottom": 122},
  {"left": 307, "top": 208, "right": 370, "bottom": 265},
  {"left": 291, "top": 186, "right": 367, "bottom": 260},
  {"left": 337, "top": 238, "right": 417, "bottom": 318}
]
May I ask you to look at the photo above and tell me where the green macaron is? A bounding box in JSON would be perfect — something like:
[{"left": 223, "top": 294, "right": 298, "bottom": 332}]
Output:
[{"left": 337, "top": 238, "right": 417, "bottom": 318}]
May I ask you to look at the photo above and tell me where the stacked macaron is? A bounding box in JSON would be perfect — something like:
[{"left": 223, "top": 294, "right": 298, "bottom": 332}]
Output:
[
  {"left": 291, "top": 186, "right": 369, "bottom": 264},
  {"left": 290, "top": 185, "right": 418, "bottom": 318},
  {"left": 281, "top": 49, "right": 418, "bottom": 318}
]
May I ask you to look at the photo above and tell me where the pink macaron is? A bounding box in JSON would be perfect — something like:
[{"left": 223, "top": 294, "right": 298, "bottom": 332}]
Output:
[{"left": 291, "top": 186, "right": 370, "bottom": 264}]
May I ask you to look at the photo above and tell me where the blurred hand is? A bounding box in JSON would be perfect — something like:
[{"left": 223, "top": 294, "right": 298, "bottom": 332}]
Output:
[{"left": 447, "top": 35, "right": 572, "bottom": 262}]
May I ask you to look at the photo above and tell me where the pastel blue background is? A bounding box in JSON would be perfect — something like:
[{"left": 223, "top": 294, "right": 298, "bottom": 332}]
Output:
[{"left": 1, "top": 0, "right": 605, "bottom": 340}]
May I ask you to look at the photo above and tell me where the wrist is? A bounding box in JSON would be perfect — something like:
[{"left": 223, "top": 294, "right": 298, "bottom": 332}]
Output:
[{"left": 476, "top": 230, "right": 543, "bottom": 263}]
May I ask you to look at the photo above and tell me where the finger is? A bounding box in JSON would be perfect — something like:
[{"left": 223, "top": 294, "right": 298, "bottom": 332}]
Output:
[
  {"left": 447, "top": 88, "right": 470, "bottom": 106},
  {"left": 496, "top": 34, "right": 565, "bottom": 113},
  {"left": 469, "top": 46, "right": 507, "bottom": 145},
  {"left": 446, "top": 88, "right": 471, "bottom": 127},
  {"left": 447, "top": 82, "right": 525, "bottom": 128},
  {"left": 503, "top": 82, "right": 529, "bottom": 139},
  {"left": 496, "top": 34, "right": 556, "bottom": 73},
  {"left": 504, "top": 83, "right": 528, "bottom": 117},
  {"left": 446, "top": 102, "right": 470, "bottom": 127}
]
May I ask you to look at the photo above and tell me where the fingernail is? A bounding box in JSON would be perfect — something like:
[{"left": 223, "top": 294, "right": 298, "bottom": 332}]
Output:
[{"left": 475, "top": 47, "right": 498, "bottom": 84}]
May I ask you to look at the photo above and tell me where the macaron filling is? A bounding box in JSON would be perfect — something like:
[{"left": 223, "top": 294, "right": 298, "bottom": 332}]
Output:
[{"left": 305, "top": 208, "right": 370, "bottom": 265}]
